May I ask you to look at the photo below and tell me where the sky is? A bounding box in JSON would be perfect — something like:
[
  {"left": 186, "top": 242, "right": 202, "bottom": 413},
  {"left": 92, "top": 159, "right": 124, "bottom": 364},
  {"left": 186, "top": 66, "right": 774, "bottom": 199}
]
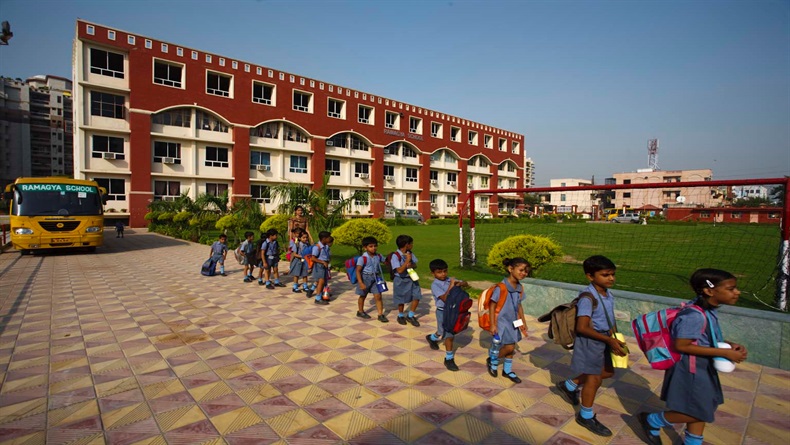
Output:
[{"left": 1, "top": 0, "right": 788, "bottom": 186}]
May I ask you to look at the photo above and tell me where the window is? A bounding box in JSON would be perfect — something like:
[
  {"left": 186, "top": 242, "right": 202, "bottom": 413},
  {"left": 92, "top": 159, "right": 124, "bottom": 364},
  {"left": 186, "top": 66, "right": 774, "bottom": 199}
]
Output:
[
  {"left": 406, "top": 193, "right": 417, "bottom": 207},
  {"left": 252, "top": 82, "right": 274, "bottom": 105},
  {"left": 196, "top": 111, "right": 228, "bottom": 132},
  {"left": 153, "top": 59, "right": 183, "bottom": 88},
  {"left": 153, "top": 141, "right": 181, "bottom": 164},
  {"left": 328, "top": 98, "right": 345, "bottom": 119},
  {"left": 152, "top": 108, "right": 191, "bottom": 128},
  {"left": 403, "top": 147, "right": 417, "bottom": 158},
  {"left": 447, "top": 195, "right": 457, "bottom": 207},
  {"left": 623, "top": 192, "right": 632, "bottom": 198},
  {"left": 358, "top": 105, "right": 373, "bottom": 124},
  {"left": 383, "top": 165, "right": 394, "bottom": 178},
  {"left": 205, "top": 146, "right": 229, "bottom": 168},
  {"left": 405, "top": 168, "right": 418, "bottom": 183},
  {"left": 327, "top": 189, "right": 342, "bottom": 203},
  {"left": 94, "top": 178, "right": 125, "bottom": 201},
  {"left": 431, "top": 122, "right": 442, "bottom": 138},
  {"left": 355, "top": 162, "right": 369, "bottom": 178},
  {"left": 700, "top": 211, "right": 711, "bottom": 218},
  {"left": 107, "top": 30, "right": 115, "bottom": 40},
  {"left": 385, "top": 192, "right": 394, "bottom": 205},
  {"left": 90, "top": 48, "right": 124, "bottom": 78},
  {"left": 206, "top": 71, "right": 232, "bottom": 97},
  {"left": 560, "top": 194, "right": 566, "bottom": 202},
  {"left": 325, "top": 159, "right": 341, "bottom": 176},
  {"left": 145, "top": 39, "right": 152, "bottom": 49},
  {"left": 385, "top": 111, "right": 399, "bottom": 129},
  {"left": 177, "top": 47, "right": 183, "bottom": 57},
  {"left": 447, "top": 172, "right": 457, "bottom": 185},
  {"left": 206, "top": 183, "right": 228, "bottom": 197},
  {"left": 283, "top": 124, "right": 308, "bottom": 142},
  {"left": 511, "top": 141, "right": 519, "bottom": 154},
  {"left": 499, "top": 138, "right": 507, "bottom": 151},
  {"left": 293, "top": 90, "right": 312, "bottom": 112},
  {"left": 623, "top": 179, "right": 631, "bottom": 185},
  {"left": 732, "top": 212, "right": 742, "bottom": 219},
  {"left": 91, "top": 135, "right": 125, "bottom": 159},
  {"left": 445, "top": 153, "right": 457, "bottom": 164},
  {"left": 289, "top": 155, "right": 307, "bottom": 173},
  {"left": 354, "top": 190, "right": 369, "bottom": 206},
  {"left": 327, "top": 134, "right": 347, "bottom": 148},
  {"left": 430, "top": 194, "right": 437, "bottom": 205},
  {"left": 450, "top": 126, "right": 460, "bottom": 142},
  {"left": 250, "top": 151, "right": 270, "bottom": 168},
  {"left": 161, "top": 43, "right": 168, "bottom": 53},
  {"left": 481, "top": 177, "right": 489, "bottom": 188},
  {"left": 251, "top": 184, "right": 271, "bottom": 203},
  {"left": 251, "top": 122, "right": 278, "bottom": 139},
  {"left": 469, "top": 131, "right": 478, "bottom": 145},
  {"left": 90, "top": 92, "right": 125, "bottom": 119},
  {"left": 409, "top": 117, "right": 422, "bottom": 134},
  {"left": 154, "top": 180, "right": 180, "bottom": 199},
  {"left": 430, "top": 170, "right": 438, "bottom": 181},
  {"left": 86, "top": 25, "right": 95, "bottom": 35},
  {"left": 350, "top": 135, "right": 368, "bottom": 151},
  {"left": 484, "top": 135, "right": 492, "bottom": 149},
  {"left": 383, "top": 142, "right": 399, "bottom": 156}
]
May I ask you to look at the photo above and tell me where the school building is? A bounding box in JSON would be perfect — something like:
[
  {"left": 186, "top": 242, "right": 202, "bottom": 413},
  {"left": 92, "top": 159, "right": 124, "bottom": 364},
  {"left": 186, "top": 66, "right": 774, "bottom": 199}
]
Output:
[{"left": 71, "top": 20, "right": 527, "bottom": 227}]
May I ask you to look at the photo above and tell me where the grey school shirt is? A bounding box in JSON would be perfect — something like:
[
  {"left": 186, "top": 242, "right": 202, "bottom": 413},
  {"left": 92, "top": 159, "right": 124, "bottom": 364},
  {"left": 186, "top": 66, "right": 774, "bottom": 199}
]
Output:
[{"left": 576, "top": 284, "right": 615, "bottom": 332}]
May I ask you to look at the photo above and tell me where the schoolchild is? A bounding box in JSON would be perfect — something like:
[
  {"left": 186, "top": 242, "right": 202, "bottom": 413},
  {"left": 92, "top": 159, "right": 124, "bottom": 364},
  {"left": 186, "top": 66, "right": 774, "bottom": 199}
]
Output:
[
  {"left": 238, "top": 231, "right": 256, "bottom": 282},
  {"left": 209, "top": 234, "right": 228, "bottom": 277},
  {"left": 258, "top": 229, "right": 284, "bottom": 288},
  {"left": 637, "top": 269, "right": 747, "bottom": 445},
  {"left": 115, "top": 220, "right": 124, "bottom": 238},
  {"left": 427, "top": 258, "right": 469, "bottom": 371},
  {"left": 288, "top": 230, "right": 311, "bottom": 293},
  {"left": 557, "top": 255, "right": 627, "bottom": 437},
  {"left": 390, "top": 234, "right": 421, "bottom": 326},
  {"left": 355, "top": 236, "right": 388, "bottom": 322},
  {"left": 308, "top": 231, "right": 333, "bottom": 305},
  {"left": 486, "top": 257, "right": 529, "bottom": 383}
]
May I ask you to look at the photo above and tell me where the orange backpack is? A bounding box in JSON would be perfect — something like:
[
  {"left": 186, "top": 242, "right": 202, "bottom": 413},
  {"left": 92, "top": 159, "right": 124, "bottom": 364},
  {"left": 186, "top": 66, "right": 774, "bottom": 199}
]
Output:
[{"left": 478, "top": 282, "right": 519, "bottom": 330}]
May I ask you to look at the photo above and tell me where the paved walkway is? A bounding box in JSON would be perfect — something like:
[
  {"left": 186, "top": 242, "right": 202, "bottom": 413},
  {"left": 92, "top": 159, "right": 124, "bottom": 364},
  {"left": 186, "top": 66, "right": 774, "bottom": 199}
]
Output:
[{"left": 0, "top": 230, "right": 787, "bottom": 444}]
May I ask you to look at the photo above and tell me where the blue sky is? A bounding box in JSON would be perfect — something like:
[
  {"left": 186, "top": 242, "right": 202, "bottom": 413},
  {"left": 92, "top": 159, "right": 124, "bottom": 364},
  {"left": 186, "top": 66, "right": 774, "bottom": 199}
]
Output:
[{"left": 1, "top": 0, "right": 788, "bottom": 185}]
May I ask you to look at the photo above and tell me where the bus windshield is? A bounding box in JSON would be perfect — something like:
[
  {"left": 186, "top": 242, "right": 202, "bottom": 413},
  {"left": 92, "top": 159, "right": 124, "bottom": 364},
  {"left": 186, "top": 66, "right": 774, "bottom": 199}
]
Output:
[{"left": 12, "top": 183, "right": 103, "bottom": 217}]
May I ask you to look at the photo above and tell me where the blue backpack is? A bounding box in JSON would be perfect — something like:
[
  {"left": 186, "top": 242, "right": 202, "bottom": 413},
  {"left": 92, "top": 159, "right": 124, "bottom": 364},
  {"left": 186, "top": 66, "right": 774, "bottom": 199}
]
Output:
[{"left": 345, "top": 253, "right": 383, "bottom": 284}]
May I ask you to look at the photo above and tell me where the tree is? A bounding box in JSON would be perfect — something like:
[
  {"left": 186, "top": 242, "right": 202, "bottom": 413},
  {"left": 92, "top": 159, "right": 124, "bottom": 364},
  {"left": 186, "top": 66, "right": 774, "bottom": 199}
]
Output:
[
  {"left": 215, "top": 214, "right": 244, "bottom": 244},
  {"left": 270, "top": 174, "right": 370, "bottom": 234},
  {"left": 332, "top": 219, "right": 392, "bottom": 254},
  {"left": 487, "top": 234, "right": 563, "bottom": 275},
  {"left": 732, "top": 197, "right": 773, "bottom": 207}
]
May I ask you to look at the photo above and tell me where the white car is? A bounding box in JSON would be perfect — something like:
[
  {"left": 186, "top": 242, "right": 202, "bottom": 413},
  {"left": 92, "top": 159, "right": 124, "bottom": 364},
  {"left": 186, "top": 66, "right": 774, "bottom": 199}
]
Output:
[{"left": 613, "top": 212, "right": 641, "bottom": 223}]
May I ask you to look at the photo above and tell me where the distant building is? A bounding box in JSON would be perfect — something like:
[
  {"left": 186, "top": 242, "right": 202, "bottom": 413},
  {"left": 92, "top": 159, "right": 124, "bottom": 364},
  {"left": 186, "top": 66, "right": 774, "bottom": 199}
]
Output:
[
  {"left": 0, "top": 75, "right": 73, "bottom": 189},
  {"left": 732, "top": 185, "right": 770, "bottom": 200},
  {"left": 524, "top": 157, "right": 535, "bottom": 188},
  {"left": 611, "top": 168, "right": 720, "bottom": 209},
  {"left": 665, "top": 206, "right": 781, "bottom": 224},
  {"left": 546, "top": 178, "right": 596, "bottom": 213}
]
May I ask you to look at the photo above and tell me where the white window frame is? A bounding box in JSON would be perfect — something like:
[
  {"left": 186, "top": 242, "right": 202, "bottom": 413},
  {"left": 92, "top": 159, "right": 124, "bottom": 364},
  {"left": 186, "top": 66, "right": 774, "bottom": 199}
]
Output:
[
  {"left": 153, "top": 141, "right": 181, "bottom": 164},
  {"left": 484, "top": 135, "right": 493, "bottom": 149},
  {"left": 405, "top": 167, "right": 418, "bottom": 183},
  {"left": 91, "top": 135, "right": 125, "bottom": 160},
  {"left": 153, "top": 58, "right": 184, "bottom": 89},
  {"left": 499, "top": 138, "right": 507, "bottom": 151},
  {"left": 204, "top": 146, "right": 229, "bottom": 168},
  {"left": 252, "top": 81, "right": 275, "bottom": 106},
  {"left": 326, "top": 158, "right": 341, "bottom": 176},
  {"left": 94, "top": 178, "right": 126, "bottom": 201},
  {"left": 450, "top": 126, "right": 460, "bottom": 142},
  {"left": 469, "top": 130, "right": 478, "bottom": 146},
  {"left": 385, "top": 111, "right": 399, "bottom": 130},
  {"left": 89, "top": 48, "right": 125, "bottom": 79},
  {"left": 354, "top": 162, "right": 369, "bottom": 178},
  {"left": 358, "top": 104, "right": 373, "bottom": 125},
  {"left": 154, "top": 180, "right": 180, "bottom": 200},
  {"left": 431, "top": 122, "right": 442, "bottom": 138},
  {"left": 327, "top": 98, "right": 345, "bottom": 119},
  {"left": 293, "top": 89, "right": 313, "bottom": 113},
  {"left": 409, "top": 116, "right": 422, "bottom": 134},
  {"left": 206, "top": 183, "right": 229, "bottom": 197},
  {"left": 447, "top": 172, "right": 457, "bottom": 185},
  {"left": 289, "top": 155, "right": 308, "bottom": 174},
  {"left": 512, "top": 141, "right": 520, "bottom": 154},
  {"left": 206, "top": 70, "right": 232, "bottom": 98}
]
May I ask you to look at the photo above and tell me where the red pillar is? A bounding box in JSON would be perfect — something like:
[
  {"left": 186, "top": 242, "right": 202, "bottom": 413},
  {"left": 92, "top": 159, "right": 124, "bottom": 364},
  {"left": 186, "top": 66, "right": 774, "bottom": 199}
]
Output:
[
  {"left": 418, "top": 153, "right": 432, "bottom": 220},
  {"left": 310, "top": 138, "right": 326, "bottom": 190},
  {"left": 232, "top": 127, "right": 251, "bottom": 203},
  {"left": 128, "top": 111, "right": 152, "bottom": 228},
  {"left": 457, "top": 166, "right": 468, "bottom": 216},
  {"left": 490, "top": 169, "right": 500, "bottom": 217},
  {"left": 371, "top": 147, "right": 385, "bottom": 217}
]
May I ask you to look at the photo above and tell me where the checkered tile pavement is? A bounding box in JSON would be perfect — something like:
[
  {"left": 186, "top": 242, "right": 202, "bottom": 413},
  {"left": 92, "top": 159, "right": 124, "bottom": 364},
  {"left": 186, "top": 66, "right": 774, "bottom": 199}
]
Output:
[{"left": 0, "top": 230, "right": 787, "bottom": 444}]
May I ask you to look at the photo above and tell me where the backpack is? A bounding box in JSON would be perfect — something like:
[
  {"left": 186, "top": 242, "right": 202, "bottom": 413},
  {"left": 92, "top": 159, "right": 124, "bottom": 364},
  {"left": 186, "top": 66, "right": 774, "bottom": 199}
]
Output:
[
  {"left": 234, "top": 242, "right": 245, "bottom": 264},
  {"left": 201, "top": 257, "right": 217, "bottom": 276},
  {"left": 383, "top": 251, "right": 403, "bottom": 279},
  {"left": 478, "top": 283, "right": 521, "bottom": 331},
  {"left": 256, "top": 239, "right": 266, "bottom": 261},
  {"left": 345, "top": 253, "right": 384, "bottom": 284},
  {"left": 632, "top": 303, "right": 707, "bottom": 373},
  {"left": 443, "top": 285, "right": 474, "bottom": 335},
  {"left": 304, "top": 243, "right": 321, "bottom": 269},
  {"left": 537, "top": 292, "right": 597, "bottom": 350}
]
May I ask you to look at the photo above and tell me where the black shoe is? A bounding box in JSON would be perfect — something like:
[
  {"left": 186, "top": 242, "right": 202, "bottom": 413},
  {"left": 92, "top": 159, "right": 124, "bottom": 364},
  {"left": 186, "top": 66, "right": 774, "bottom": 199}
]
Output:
[
  {"left": 258, "top": 281, "right": 265, "bottom": 286},
  {"left": 503, "top": 372, "right": 521, "bottom": 384},
  {"left": 306, "top": 290, "right": 314, "bottom": 298},
  {"left": 556, "top": 381, "right": 579, "bottom": 406},
  {"left": 575, "top": 414, "right": 613, "bottom": 437},
  {"left": 486, "top": 357, "right": 498, "bottom": 377},
  {"left": 377, "top": 314, "right": 389, "bottom": 323},
  {"left": 406, "top": 316, "right": 420, "bottom": 327},
  {"left": 397, "top": 316, "right": 407, "bottom": 325},
  {"left": 357, "top": 311, "right": 372, "bottom": 319},
  {"left": 274, "top": 282, "right": 286, "bottom": 287},
  {"left": 292, "top": 287, "right": 302, "bottom": 293},
  {"left": 243, "top": 278, "right": 252, "bottom": 283},
  {"left": 426, "top": 335, "right": 440, "bottom": 350},
  {"left": 220, "top": 273, "right": 227, "bottom": 277},
  {"left": 314, "top": 299, "right": 329, "bottom": 305},
  {"left": 637, "top": 413, "right": 663, "bottom": 445},
  {"left": 444, "top": 358, "right": 459, "bottom": 372},
  {"left": 266, "top": 283, "right": 275, "bottom": 289}
]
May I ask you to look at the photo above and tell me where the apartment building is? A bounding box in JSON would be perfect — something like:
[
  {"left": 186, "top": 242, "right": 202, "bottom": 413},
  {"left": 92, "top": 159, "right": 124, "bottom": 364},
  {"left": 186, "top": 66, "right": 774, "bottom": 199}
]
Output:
[
  {"left": 612, "top": 168, "right": 719, "bottom": 209},
  {"left": 72, "top": 20, "right": 526, "bottom": 226},
  {"left": 546, "top": 178, "right": 596, "bottom": 213}
]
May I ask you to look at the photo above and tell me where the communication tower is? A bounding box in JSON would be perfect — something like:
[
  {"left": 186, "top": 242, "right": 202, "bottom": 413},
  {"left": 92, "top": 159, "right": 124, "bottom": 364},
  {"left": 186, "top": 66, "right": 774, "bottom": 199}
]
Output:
[{"left": 647, "top": 139, "right": 659, "bottom": 170}]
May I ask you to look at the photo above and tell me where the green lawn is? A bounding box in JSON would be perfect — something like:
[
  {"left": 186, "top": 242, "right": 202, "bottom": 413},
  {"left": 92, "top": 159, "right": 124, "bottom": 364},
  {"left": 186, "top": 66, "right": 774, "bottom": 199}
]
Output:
[{"left": 327, "top": 222, "right": 783, "bottom": 311}]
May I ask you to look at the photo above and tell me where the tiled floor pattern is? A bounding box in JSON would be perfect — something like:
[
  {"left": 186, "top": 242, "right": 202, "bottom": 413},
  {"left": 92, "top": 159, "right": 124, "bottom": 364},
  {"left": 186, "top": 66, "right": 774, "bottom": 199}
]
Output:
[{"left": 0, "top": 230, "right": 788, "bottom": 444}]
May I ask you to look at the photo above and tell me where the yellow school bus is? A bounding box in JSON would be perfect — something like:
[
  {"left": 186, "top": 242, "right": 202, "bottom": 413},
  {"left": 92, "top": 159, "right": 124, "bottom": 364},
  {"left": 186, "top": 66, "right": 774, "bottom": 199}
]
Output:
[
  {"left": 604, "top": 208, "right": 635, "bottom": 221},
  {"left": 3, "top": 177, "right": 107, "bottom": 254}
]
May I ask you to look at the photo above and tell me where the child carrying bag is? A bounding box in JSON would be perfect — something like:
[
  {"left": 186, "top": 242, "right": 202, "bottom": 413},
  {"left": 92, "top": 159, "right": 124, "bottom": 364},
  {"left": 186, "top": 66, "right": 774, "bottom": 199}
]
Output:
[
  {"left": 537, "top": 292, "right": 597, "bottom": 350},
  {"left": 201, "top": 257, "right": 217, "bottom": 276},
  {"left": 632, "top": 303, "right": 706, "bottom": 372}
]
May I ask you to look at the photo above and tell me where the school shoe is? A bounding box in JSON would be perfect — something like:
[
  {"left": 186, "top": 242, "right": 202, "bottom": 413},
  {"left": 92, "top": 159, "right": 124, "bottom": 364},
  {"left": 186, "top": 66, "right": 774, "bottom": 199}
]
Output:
[
  {"left": 377, "top": 314, "right": 389, "bottom": 323},
  {"left": 292, "top": 287, "right": 302, "bottom": 293},
  {"left": 266, "top": 283, "right": 275, "bottom": 290},
  {"left": 486, "top": 358, "right": 498, "bottom": 377},
  {"left": 397, "top": 316, "right": 407, "bottom": 325},
  {"left": 425, "top": 335, "right": 440, "bottom": 350},
  {"left": 556, "top": 381, "right": 579, "bottom": 406},
  {"left": 356, "top": 311, "right": 372, "bottom": 319},
  {"left": 220, "top": 273, "right": 227, "bottom": 276},
  {"left": 274, "top": 282, "right": 286, "bottom": 287},
  {"left": 444, "top": 358, "right": 459, "bottom": 371},
  {"left": 575, "top": 414, "right": 612, "bottom": 437},
  {"left": 406, "top": 316, "right": 420, "bottom": 327},
  {"left": 243, "top": 277, "right": 252, "bottom": 283},
  {"left": 305, "top": 290, "right": 314, "bottom": 298},
  {"left": 637, "top": 413, "right": 663, "bottom": 445},
  {"left": 503, "top": 372, "right": 522, "bottom": 384},
  {"left": 314, "top": 299, "right": 329, "bottom": 305}
]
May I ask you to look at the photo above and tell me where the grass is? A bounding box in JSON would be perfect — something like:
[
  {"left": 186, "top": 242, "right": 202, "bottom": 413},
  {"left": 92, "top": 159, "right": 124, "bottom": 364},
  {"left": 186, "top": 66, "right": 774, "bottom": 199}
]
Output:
[{"left": 328, "top": 222, "right": 783, "bottom": 311}]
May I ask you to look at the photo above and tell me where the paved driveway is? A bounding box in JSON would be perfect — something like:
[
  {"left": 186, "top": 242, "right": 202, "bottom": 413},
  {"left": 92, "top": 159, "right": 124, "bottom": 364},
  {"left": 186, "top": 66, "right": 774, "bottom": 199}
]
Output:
[{"left": 0, "top": 230, "right": 787, "bottom": 444}]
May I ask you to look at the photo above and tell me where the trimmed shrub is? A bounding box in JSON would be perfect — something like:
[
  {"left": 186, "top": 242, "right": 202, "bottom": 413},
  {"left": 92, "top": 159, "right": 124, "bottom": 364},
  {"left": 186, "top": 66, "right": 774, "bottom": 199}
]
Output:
[
  {"left": 487, "top": 234, "right": 563, "bottom": 275},
  {"left": 332, "top": 219, "right": 392, "bottom": 254},
  {"left": 425, "top": 218, "right": 457, "bottom": 226},
  {"left": 173, "top": 211, "right": 192, "bottom": 224},
  {"left": 259, "top": 213, "right": 289, "bottom": 239},
  {"left": 157, "top": 212, "right": 175, "bottom": 222}
]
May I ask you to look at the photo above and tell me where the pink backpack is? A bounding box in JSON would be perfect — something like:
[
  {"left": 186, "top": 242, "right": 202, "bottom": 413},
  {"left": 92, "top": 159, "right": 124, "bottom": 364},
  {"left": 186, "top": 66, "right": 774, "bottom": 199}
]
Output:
[{"left": 631, "top": 303, "right": 707, "bottom": 373}]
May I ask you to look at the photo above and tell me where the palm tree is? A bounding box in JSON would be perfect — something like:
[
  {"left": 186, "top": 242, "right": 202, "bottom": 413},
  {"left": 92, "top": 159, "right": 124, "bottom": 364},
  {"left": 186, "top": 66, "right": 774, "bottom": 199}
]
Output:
[{"left": 270, "top": 174, "right": 371, "bottom": 234}]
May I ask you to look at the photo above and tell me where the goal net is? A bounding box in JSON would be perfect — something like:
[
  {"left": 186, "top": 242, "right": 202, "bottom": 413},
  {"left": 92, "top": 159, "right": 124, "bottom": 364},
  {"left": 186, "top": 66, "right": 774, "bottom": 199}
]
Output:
[{"left": 459, "top": 178, "right": 789, "bottom": 311}]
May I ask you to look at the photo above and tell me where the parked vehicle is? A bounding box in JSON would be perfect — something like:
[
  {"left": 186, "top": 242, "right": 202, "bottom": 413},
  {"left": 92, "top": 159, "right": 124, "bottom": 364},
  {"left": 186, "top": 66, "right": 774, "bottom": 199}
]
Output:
[
  {"left": 613, "top": 212, "right": 641, "bottom": 223},
  {"left": 386, "top": 208, "right": 424, "bottom": 223}
]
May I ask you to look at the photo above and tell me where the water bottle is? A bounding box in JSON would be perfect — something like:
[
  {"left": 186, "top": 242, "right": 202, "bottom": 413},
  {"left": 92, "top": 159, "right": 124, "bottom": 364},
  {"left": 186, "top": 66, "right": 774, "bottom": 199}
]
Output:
[
  {"left": 406, "top": 268, "right": 419, "bottom": 281},
  {"left": 491, "top": 334, "right": 502, "bottom": 357}
]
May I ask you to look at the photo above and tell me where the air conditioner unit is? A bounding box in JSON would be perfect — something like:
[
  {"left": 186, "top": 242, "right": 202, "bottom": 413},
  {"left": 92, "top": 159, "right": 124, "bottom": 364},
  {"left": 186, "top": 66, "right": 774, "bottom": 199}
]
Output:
[
  {"left": 263, "top": 198, "right": 271, "bottom": 204},
  {"left": 431, "top": 133, "right": 438, "bottom": 138},
  {"left": 329, "top": 200, "right": 341, "bottom": 205},
  {"left": 256, "top": 164, "right": 271, "bottom": 171},
  {"left": 449, "top": 181, "right": 457, "bottom": 186},
  {"left": 431, "top": 203, "right": 437, "bottom": 208},
  {"left": 384, "top": 175, "right": 394, "bottom": 181},
  {"left": 163, "top": 157, "right": 176, "bottom": 164},
  {"left": 102, "top": 152, "right": 117, "bottom": 160},
  {"left": 430, "top": 179, "right": 437, "bottom": 184},
  {"left": 162, "top": 196, "right": 176, "bottom": 201},
  {"left": 325, "top": 140, "right": 334, "bottom": 146},
  {"left": 358, "top": 173, "right": 369, "bottom": 179},
  {"left": 383, "top": 149, "right": 392, "bottom": 154},
  {"left": 468, "top": 184, "right": 474, "bottom": 190}
]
